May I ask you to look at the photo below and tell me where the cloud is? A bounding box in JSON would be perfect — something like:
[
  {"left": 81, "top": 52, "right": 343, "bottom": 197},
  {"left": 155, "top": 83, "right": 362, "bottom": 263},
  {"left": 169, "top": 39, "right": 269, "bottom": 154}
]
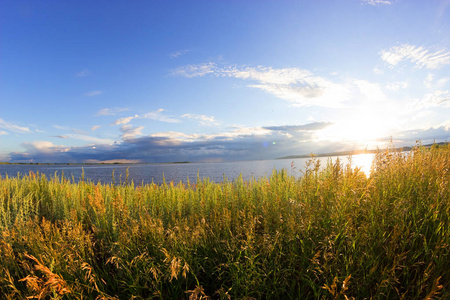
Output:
[
  {"left": 264, "top": 122, "right": 332, "bottom": 132},
  {"left": 7, "top": 122, "right": 332, "bottom": 163},
  {"left": 393, "top": 126, "right": 450, "bottom": 144},
  {"left": 52, "top": 135, "right": 68, "bottom": 139},
  {"left": 52, "top": 124, "right": 114, "bottom": 143},
  {"left": 173, "top": 63, "right": 350, "bottom": 107},
  {"left": 362, "top": 0, "right": 392, "bottom": 6},
  {"left": 170, "top": 49, "right": 189, "bottom": 58},
  {"left": 385, "top": 81, "right": 408, "bottom": 91},
  {"left": 111, "top": 115, "right": 138, "bottom": 125},
  {"left": 97, "top": 107, "right": 129, "bottom": 116},
  {"left": 120, "top": 125, "right": 144, "bottom": 140},
  {"left": 91, "top": 125, "right": 101, "bottom": 131},
  {"left": 423, "top": 73, "right": 450, "bottom": 89},
  {"left": 373, "top": 67, "right": 384, "bottom": 75},
  {"left": 109, "top": 109, "right": 180, "bottom": 126},
  {"left": 424, "top": 74, "right": 434, "bottom": 88},
  {"left": 83, "top": 90, "right": 103, "bottom": 97},
  {"left": 381, "top": 44, "right": 450, "bottom": 69},
  {"left": 172, "top": 62, "right": 217, "bottom": 78},
  {"left": 411, "top": 90, "right": 450, "bottom": 109},
  {"left": 0, "top": 118, "right": 31, "bottom": 133},
  {"left": 0, "top": 130, "right": 8, "bottom": 136},
  {"left": 8, "top": 119, "right": 449, "bottom": 164},
  {"left": 75, "top": 69, "right": 91, "bottom": 77},
  {"left": 143, "top": 109, "right": 180, "bottom": 123},
  {"left": 65, "top": 134, "right": 114, "bottom": 144},
  {"left": 53, "top": 124, "right": 71, "bottom": 130},
  {"left": 181, "top": 114, "right": 220, "bottom": 126}
]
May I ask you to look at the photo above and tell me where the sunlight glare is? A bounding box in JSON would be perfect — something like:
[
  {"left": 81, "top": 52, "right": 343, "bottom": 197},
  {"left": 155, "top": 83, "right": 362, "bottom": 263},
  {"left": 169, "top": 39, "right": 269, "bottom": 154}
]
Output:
[{"left": 314, "top": 108, "right": 394, "bottom": 147}]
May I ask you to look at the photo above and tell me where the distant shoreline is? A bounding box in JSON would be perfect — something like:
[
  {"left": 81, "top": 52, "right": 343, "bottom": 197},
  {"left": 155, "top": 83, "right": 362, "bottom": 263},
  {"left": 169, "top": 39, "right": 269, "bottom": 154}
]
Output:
[
  {"left": 276, "top": 142, "right": 447, "bottom": 160},
  {"left": 0, "top": 161, "right": 191, "bottom": 166}
]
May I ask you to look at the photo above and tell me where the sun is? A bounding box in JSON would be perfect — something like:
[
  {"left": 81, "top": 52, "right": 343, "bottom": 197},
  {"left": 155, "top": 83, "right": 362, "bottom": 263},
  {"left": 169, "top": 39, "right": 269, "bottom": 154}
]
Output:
[{"left": 315, "top": 110, "right": 393, "bottom": 147}]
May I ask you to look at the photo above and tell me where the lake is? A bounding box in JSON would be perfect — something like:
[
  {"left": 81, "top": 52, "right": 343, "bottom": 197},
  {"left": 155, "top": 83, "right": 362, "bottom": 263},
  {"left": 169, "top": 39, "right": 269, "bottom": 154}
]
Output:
[{"left": 0, "top": 153, "right": 375, "bottom": 185}]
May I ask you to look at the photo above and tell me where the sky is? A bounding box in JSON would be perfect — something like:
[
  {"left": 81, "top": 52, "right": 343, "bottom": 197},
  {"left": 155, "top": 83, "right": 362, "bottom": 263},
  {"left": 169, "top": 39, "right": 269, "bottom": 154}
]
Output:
[{"left": 1, "top": 0, "right": 450, "bottom": 163}]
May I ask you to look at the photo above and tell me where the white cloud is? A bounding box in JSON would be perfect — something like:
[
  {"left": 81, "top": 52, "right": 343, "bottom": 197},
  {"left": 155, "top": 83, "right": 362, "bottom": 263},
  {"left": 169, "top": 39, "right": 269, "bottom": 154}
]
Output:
[
  {"left": 411, "top": 90, "right": 450, "bottom": 109},
  {"left": 173, "top": 63, "right": 350, "bottom": 107},
  {"left": 120, "top": 125, "right": 144, "bottom": 139},
  {"left": 363, "top": 0, "right": 392, "bottom": 6},
  {"left": 181, "top": 113, "right": 220, "bottom": 126},
  {"left": 385, "top": 81, "right": 408, "bottom": 91},
  {"left": 65, "top": 134, "right": 114, "bottom": 144},
  {"left": 22, "top": 141, "right": 68, "bottom": 153},
  {"left": 111, "top": 115, "right": 138, "bottom": 125},
  {"left": 148, "top": 126, "right": 273, "bottom": 143},
  {"left": 143, "top": 109, "right": 180, "bottom": 123},
  {"left": 109, "top": 109, "right": 180, "bottom": 126},
  {"left": 424, "top": 74, "right": 434, "bottom": 88},
  {"left": 75, "top": 69, "right": 91, "bottom": 77},
  {"left": 424, "top": 73, "right": 450, "bottom": 89},
  {"left": 172, "top": 62, "right": 217, "bottom": 78},
  {"left": 0, "top": 130, "right": 8, "bottom": 136},
  {"left": 381, "top": 44, "right": 450, "bottom": 69},
  {"left": 91, "top": 125, "right": 101, "bottom": 131},
  {"left": 96, "top": 107, "right": 129, "bottom": 116},
  {"left": 170, "top": 49, "right": 189, "bottom": 58},
  {"left": 373, "top": 67, "right": 384, "bottom": 75},
  {"left": 0, "top": 118, "right": 31, "bottom": 133},
  {"left": 83, "top": 90, "right": 103, "bottom": 97}
]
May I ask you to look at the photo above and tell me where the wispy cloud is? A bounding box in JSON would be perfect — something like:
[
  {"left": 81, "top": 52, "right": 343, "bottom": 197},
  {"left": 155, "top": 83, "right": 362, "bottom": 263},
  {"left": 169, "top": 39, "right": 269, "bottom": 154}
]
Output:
[
  {"left": 53, "top": 125, "right": 87, "bottom": 134},
  {"left": 172, "top": 62, "right": 217, "bottom": 78},
  {"left": 110, "top": 109, "right": 180, "bottom": 126},
  {"left": 173, "top": 63, "right": 350, "bottom": 107},
  {"left": 0, "top": 118, "right": 31, "bottom": 133},
  {"left": 170, "top": 49, "right": 189, "bottom": 58},
  {"left": 65, "top": 134, "right": 114, "bottom": 144},
  {"left": 111, "top": 115, "right": 139, "bottom": 125},
  {"left": 181, "top": 113, "right": 220, "bottom": 126},
  {"left": 52, "top": 135, "right": 68, "bottom": 139},
  {"left": 373, "top": 67, "right": 384, "bottom": 75},
  {"left": 385, "top": 81, "right": 408, "bottom": 91},
  {"left": 75, "top": 69, "right": 91, "bottom": 77},
  {"left": 83, "top": 90, "right": 103, "bottom": 97},
  {"left": 362, "top": 0, "right": 392, "bottom": 6},
  {"left": 423, "top": 73, "right": 450, "bottom": 89},
  {"left": 381, "top": 44, "right": 450, "bottom": 69},
  {"left": 0, "top": 130, "right": 8, "bottom": 136},
  {"left": 143, "top": 109, "right": 180, "bottom": 123},
  {"left": 411, "top": 90, "right": 450, "bottom": 109},
  {"left": 91, "top": 125, "right": 101, "bottom": 131},
  {"left": 53, "top": 124, "right": 114, "bottom": 143},
  {"left": 96, "top": 107, "right": 129, "bottom": 116},
  {"left": 53, "top": 124, "right": 71, "bottom": 131}
]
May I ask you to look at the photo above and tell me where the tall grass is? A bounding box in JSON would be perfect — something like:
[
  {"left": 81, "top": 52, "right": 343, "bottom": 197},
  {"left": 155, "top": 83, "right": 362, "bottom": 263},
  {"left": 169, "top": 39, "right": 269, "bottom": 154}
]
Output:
[{"left": 0, "top": 143, "right": 449, "bottom": 299}]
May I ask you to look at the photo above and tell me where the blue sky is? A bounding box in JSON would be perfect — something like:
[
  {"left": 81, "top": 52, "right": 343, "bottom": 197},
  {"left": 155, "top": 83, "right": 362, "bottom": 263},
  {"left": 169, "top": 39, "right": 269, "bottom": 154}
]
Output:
[{"left": 1, "top": 0, "right": 449, "bottom": 163}]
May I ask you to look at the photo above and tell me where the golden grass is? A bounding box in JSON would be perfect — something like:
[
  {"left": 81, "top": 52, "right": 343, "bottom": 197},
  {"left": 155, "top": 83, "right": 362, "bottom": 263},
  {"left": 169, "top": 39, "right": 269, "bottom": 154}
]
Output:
[{"left": 0, "top": 143, "right": 449, "bottom": 299}]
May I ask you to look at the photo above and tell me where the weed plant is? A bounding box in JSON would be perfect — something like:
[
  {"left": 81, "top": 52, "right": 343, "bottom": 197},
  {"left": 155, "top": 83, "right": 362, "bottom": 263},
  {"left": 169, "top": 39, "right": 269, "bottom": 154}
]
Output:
[{"left": 0, "top": 143, "right": 449, "bottom": 299}]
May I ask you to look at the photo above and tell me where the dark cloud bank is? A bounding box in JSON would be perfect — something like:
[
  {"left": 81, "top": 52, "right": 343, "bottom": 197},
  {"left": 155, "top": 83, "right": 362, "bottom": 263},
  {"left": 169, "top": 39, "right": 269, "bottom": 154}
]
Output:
[{"left": 7, "top": 123, "right": 449, "bottom": 163}]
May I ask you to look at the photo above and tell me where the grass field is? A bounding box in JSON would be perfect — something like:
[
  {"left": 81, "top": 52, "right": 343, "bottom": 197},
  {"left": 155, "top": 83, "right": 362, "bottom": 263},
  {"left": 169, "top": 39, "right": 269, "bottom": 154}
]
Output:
[{"left": 0, "top": 143, "right": 449, "bottom": 299}]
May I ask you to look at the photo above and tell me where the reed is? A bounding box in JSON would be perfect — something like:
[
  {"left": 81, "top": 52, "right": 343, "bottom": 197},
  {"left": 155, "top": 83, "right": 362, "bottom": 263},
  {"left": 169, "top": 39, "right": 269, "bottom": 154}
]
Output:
[{"left": 0, "top": 143, "right": 448, "bottom": 299}]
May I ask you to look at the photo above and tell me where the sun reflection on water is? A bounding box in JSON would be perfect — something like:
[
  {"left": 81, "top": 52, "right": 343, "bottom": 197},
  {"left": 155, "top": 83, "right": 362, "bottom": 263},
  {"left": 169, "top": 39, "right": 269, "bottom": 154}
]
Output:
[{"left": 350, "top": 153, "right": 375, "bottom": 176}]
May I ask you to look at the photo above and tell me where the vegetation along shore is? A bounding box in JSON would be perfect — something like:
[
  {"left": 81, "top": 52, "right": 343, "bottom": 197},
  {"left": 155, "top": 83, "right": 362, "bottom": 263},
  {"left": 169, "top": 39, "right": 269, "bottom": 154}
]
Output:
[{"left": 0, "top": 143, "right": 449, "bottom": 299}]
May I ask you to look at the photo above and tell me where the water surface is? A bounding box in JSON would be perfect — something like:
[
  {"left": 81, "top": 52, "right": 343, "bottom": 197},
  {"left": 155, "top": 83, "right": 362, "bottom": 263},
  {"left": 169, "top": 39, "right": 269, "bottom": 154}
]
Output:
[{"left": 0, "top": 154, "right": 374, "bottom": 185}]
